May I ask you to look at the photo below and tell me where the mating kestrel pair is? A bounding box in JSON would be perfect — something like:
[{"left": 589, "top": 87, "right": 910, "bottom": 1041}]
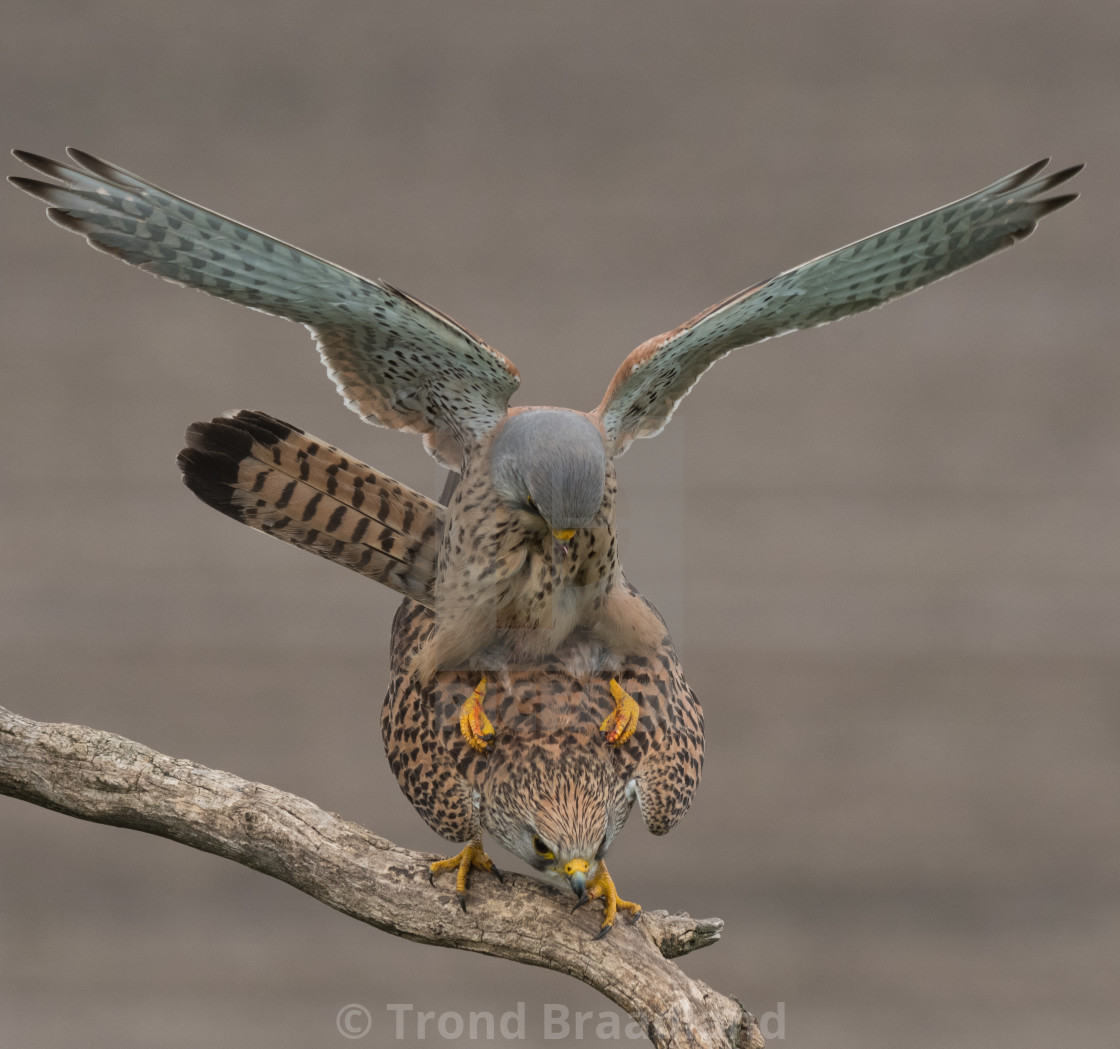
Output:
[
  {"left": 177, "top": 405, "right": 702, "bottom": 931},
  {"left": 11, "top": 149, "right": 1079, "bottom": 933}
]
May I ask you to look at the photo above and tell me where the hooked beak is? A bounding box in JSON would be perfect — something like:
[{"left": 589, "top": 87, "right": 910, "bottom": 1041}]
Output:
[
  {"left": 564, "top": 857, "right": 590, "bottom": 900},
  {"left": 552, "top": 528, "right": 575, "bottom": 558}
]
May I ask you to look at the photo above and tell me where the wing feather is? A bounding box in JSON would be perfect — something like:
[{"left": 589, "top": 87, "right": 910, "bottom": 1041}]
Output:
[
  {"left": 10, "top": 149, "right": 520, "bottom": 467},
  {"left": 596, "top": 159, "right": 1081, "bottom": 453}
]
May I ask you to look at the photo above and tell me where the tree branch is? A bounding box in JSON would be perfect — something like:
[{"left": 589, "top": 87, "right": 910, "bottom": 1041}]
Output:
[{"left": 0, "top": 705, "right": 762, "bottom": 1049}]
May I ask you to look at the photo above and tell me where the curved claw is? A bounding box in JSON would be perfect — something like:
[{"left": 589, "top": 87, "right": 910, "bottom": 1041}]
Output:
[
  {"left": 573, "top": 860, "right": 641, "bottom": 936},
  {"left": 460, "top": 675, "right": 495, "bottom": 752},
  {"left": 599, "top": 679, "right": 640, "bottom": 747},
  {"left": 590, "top": 905, "right": 641, "bottom": 939},
  {"left": 429, "top": 836, "right": 498, "bottom": 911}
]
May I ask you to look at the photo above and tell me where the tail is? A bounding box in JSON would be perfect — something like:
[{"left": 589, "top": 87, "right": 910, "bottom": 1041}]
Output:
[{"left": 177, "top": 411, "right": 443, "bottom": 605}]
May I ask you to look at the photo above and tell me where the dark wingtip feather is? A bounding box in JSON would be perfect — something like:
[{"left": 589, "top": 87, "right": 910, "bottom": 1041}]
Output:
[
  {"left": 1020, "top": 162, "right": 1084, "bottom": 200},
  {"left": 1050, "top": 162, "right": 1085, "bottom": 185},
  {"left": 1036, "top": 192, "right": 1080, "bottom": 215},
  {"left": 1010, "top": 157, "right": 1050, "bottom": 187},
  {"left": 8, "top": 174, "right": 53, "bottom": 199},
  {"left": 43, "top": 207, "right": 88, "bottom": 233},
  {"left": 10, "top": 149, "right": 63, "bottom": 178},
  {"left": 66, "top": 147, "right": 120, "bottom": 182}
]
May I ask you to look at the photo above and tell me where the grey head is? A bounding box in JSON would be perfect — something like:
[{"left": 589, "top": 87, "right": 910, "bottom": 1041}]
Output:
[
  {"left": 490, "top": 410, "right": 607, "bottom": 534},
  {"left": 482, "top": 748, "right": 633, "bottom": 899}
]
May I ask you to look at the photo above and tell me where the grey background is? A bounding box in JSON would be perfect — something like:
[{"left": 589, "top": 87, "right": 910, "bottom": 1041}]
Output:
[{"left": 2, "top": 3, "right": 1117, "bottom": 1047}]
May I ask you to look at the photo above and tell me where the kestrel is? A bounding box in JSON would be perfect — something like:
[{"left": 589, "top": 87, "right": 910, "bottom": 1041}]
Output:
[
  {"left": 383, "top": 590, "right": 703, "bottom": 937},
  {"left": 12, "top": 150, "right": 1080, "bottom": 924}
]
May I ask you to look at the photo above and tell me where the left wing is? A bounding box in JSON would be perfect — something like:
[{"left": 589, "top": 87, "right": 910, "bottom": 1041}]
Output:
[
  {"left": 10, "top": 149, "right": 520, "bottom": 468},
  {"left": 595, "top": 158, "right": 1082, "bottom": 454}
]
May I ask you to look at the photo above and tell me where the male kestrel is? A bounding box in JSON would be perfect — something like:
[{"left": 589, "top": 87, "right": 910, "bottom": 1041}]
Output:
[
  {"left": 11, "top": 150, "right": 1080, "bottom": 925},
  {"left": 10, "top": 151, "right": 1080, "bottom": 678}
]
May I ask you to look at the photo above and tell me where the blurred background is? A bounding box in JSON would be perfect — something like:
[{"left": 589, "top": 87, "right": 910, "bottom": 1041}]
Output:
[{"left": 2, "top": 2, "right": 1116, "bottom": 1046}]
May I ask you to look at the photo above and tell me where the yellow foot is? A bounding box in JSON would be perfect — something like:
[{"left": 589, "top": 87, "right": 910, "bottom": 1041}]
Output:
[
  {"left": 573, "top": 860, "right": 642, "bottom": 939},
  {"left": 459, "top": 675, "right": 495, "bottom": 752},
  {"left": 428, "top": 836, "right": 503, "bottom": 911},
  {"left": 599, "top": 679, "right": 640, "bottom": 747}
]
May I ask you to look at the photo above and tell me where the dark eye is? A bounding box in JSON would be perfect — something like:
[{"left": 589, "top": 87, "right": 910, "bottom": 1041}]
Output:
[
  {"left": 526, "top": 495, "right": 538, "bottom": 512},
  {"left": 532, "top": 835, "right": 554, "bottom": 859}
]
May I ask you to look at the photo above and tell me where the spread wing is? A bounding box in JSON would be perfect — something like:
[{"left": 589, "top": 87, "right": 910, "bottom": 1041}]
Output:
[
  {"left": 10, "top": 148, "right": 520, "bottom": 468},
  {"left": 595, "top": 158, "right": 1081, "bottom": 454}
]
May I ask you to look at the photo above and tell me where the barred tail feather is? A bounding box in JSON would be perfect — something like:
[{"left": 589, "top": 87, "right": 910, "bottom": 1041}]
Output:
[{"left": 177, "top": 411, "right": 443, "bottom": 605}]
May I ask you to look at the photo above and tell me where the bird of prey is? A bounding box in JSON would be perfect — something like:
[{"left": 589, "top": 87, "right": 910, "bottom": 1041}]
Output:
[
  {"left": 11, "top": 150, "right": 1080, "bottom": 925},
  {"left": 383, "top": 588, "right": 703, "bottom": 936}
]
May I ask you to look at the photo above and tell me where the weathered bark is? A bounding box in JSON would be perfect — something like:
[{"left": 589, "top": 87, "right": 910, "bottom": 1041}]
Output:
[{"left": 0, "top": 705, "right": 762, "bottom": 1049}]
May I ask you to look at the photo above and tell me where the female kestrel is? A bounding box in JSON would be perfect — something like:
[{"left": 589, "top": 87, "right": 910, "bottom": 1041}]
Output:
[{"left": 9, "top": 150, "right": 1081, "bottom": 758}]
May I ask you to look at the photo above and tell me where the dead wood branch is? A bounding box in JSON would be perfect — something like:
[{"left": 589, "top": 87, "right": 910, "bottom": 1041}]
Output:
[{"left": 0, "top": 705, "right": 762, "bottom": 1049}]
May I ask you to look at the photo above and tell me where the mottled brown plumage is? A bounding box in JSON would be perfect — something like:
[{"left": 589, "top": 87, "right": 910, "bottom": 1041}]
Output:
[{"left": 383, "top": 589, "right": 703, "bottom": 879}]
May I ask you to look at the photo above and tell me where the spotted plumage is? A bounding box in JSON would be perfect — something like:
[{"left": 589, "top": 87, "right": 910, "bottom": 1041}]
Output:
[
  {"left": 12, "top": 149, "right": 1079, "bottom": 924},
  {"left": 383, "top": 590, "right": 703, "bottom": 858},
  {"left": 384, "top": 584, "right": 702, "bottom": 933}
]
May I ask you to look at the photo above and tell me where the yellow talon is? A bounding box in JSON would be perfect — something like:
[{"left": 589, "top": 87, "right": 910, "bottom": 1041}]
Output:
[
  {"left": 429, "top": 836, "right": 502, "bottom": 911},
  {"left": 460, "top": 675, "right": 495, "bottom": 752},
  {"left": 599, "top": 679, "right": 640, "bottom": 747},
  {"left": 582, "top": 861, "right": 641, "bottom": 937}
]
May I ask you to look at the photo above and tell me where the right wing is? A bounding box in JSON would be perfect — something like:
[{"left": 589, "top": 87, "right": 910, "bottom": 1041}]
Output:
[{"left": 596, "top": 158, "right": 1081, "bottom": 454}]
